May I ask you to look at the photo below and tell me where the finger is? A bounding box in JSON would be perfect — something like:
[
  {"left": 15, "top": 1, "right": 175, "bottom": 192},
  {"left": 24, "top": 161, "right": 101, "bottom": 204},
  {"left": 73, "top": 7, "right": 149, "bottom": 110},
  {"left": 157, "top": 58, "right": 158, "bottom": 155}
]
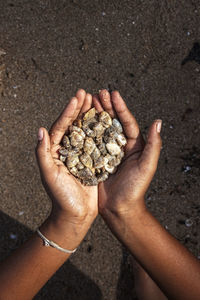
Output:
[
  {"left": 73, "top": 89, "right": 86, "bottom": 119},
  {"left": 78, "top": 93, "right": 92, "bottom": 117},
  {"left": 139, "top": 120, "right": 162, "bottom": 177},
  {"left": 92, "top": 94, "right": 104, "bottom": 112},
  {"left": 99, "top": 89, "right": 116, "bottom": 118},
  {"left": 36, "top": 127, "right": 56, "bottom": 180},
  {"left": 111, "top": 91, "right": 141, "bottom": 140},
  {"left": 49, "top": 97, "right": 78, "bottom": 146}
]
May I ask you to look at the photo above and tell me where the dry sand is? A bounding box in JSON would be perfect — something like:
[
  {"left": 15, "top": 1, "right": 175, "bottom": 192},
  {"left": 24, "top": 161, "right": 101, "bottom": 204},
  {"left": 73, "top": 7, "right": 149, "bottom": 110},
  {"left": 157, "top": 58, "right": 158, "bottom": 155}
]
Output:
[{"left": 0, "top": 1, "right": 200, "bottom": 299}]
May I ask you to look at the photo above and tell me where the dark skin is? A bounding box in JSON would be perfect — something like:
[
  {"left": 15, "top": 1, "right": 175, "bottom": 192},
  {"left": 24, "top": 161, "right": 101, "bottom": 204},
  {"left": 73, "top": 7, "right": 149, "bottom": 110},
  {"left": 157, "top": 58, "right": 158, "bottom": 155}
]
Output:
[
  {"left": 93, "top": 90, "right": 200, "bottom": 300},
  {"left": 92, "top": 90, "right": 160, "bottom": 216},
  {"left": 0, "top": 90, "right": 98, "bottom": 300},
  {"left": 40, "top": 90, "right": 98, "bottom": 221},
  {"left": 0, "top": 89, "right": 199, "bottom": 300}
]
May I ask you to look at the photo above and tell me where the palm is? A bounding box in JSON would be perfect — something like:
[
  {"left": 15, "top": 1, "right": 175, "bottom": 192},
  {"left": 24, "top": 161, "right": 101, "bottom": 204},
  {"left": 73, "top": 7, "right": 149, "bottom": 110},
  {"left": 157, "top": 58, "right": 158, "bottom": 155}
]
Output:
[
  {"left": 98, "top": 144, "right": 145, "bottom": 214},
  {"left": 50, "top": 157, "right": 98, "bottom": 217},
  {"left": 92, "top": 90, "right": 148, "bottom": 214},
  {"left": 38, "top": 90, "right": 99, "bottom": 220}
]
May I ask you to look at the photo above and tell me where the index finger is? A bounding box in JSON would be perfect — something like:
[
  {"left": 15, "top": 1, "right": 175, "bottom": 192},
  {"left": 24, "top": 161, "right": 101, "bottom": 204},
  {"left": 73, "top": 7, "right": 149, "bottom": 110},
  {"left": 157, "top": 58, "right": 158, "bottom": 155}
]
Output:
[{"left": 49, "top": 97, "right": 78, "bottom": 146}]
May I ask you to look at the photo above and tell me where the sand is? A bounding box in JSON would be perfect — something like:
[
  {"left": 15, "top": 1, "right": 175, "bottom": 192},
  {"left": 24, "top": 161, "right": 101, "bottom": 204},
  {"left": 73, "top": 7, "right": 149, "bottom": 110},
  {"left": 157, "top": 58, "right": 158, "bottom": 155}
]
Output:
[{"left": 0, "top": 1, "right": 200, "bottom": 299}]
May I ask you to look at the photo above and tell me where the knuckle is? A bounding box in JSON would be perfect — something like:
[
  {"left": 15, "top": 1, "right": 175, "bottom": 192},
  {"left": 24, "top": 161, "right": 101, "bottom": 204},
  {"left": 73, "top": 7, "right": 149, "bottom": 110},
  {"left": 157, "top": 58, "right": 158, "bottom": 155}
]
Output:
[
  {"left": 46, "top": 147, "right": 51, "bottom": 153},
  {"left": 156, "top": 136, "right": 162, "bottom": 148},
  {"left": 121, "top": 118, "right": 131, "bottom": 126},
  {"left": 36, "top": 146, "right": 46, "bottom": 159},
  {"left": 38, "top": 152, "right": 46, "bottom": 161},
  {"left": 35, "top": 143, "right": 42, "bottom": 156}
]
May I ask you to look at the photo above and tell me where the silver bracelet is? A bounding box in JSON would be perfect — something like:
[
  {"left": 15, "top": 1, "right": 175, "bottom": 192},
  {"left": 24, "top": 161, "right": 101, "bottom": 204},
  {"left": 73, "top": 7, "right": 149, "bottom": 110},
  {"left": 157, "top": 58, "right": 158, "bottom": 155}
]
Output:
[{"left": 36, "top": 229, "right": 77, "bottom": 254}]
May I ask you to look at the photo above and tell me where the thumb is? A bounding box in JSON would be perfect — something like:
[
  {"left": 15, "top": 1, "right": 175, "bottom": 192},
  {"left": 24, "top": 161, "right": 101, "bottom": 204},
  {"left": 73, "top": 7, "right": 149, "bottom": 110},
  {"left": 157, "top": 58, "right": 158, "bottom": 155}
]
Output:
[
  {"left": 139, "top": 120, "right": 162, "bottom": 177},
  {"left": 35, "top": 127, "right": 55, "bottom": 178}
]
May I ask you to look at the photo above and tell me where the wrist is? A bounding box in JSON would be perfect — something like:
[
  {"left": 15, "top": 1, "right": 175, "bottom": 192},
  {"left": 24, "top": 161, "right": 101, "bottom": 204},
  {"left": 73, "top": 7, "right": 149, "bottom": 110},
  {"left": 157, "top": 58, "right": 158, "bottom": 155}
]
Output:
[
  {"left": 50, "top": 205, "right": 97, "bottom": 228},
  {"left": 101, "top": 197, "right": 146, "bottom": 222},
  {"left": 39, "top": 211, "right": 95, "bottom": 251},
  {"left": 101, "top": 198, "right": 149, "bottom": 239}
]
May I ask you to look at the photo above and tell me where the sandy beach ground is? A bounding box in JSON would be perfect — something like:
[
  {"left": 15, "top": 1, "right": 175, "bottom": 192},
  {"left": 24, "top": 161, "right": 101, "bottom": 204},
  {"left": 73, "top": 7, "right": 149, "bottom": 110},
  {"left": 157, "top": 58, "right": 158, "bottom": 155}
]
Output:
[{"left": 0, "top": 1, "right": 200, "bottom": 299}]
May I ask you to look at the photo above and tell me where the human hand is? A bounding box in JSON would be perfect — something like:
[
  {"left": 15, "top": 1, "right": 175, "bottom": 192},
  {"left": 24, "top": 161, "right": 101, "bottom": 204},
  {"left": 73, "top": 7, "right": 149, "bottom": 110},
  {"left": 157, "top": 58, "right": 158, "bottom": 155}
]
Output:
[
  {"left": 92, "top": 90, "right": 162, "bottom": 227},
  {"left": 35, "top": 90, "right": 98, "bottom": 245}
]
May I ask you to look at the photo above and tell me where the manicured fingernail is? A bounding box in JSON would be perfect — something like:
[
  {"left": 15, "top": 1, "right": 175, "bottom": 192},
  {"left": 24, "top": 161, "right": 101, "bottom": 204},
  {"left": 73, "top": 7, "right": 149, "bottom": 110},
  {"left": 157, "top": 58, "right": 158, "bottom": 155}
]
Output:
[
  {"left": 38, "top": 128, "right": 44, "bottom": 141},
  {"left": 156, "top": 120, "right": 162, "bottom": 133}
]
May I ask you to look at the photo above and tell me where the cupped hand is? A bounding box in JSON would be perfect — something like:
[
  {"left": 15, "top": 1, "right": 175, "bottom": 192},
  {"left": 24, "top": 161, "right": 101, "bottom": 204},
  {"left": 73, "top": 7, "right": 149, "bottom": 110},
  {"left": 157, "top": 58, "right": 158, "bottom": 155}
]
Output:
[
  {"left": 36, "top": 90, "right": 98, "bottom": 225},
  {"left": 92, "top": 90, "right": 162, "bottom": 220}
]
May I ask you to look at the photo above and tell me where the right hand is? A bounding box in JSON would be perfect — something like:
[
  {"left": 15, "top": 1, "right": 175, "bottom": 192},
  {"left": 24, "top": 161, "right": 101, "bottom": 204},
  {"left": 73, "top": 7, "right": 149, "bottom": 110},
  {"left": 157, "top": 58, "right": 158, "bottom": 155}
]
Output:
[
  {"left": 92, "top": 90, "right": 162, "bottom": 227},
  {"left": 35, "top": 90, "right": 98, "bottom": 247}
]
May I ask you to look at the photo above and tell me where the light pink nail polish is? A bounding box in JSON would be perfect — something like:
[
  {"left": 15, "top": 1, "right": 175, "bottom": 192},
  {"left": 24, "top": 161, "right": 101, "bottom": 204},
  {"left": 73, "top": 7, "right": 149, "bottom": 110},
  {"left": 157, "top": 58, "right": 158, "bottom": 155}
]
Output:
[
  {"left": 38, "top": 128, "right": 44, "bottom": 141},
  {"left": 156, "top": 120, "right": 162, "bottom": 133}
]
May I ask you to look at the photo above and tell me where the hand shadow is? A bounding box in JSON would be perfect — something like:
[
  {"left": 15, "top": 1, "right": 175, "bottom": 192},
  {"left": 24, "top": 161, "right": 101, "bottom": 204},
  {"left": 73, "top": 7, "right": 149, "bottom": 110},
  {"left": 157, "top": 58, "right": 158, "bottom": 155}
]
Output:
[
  {"left": 0, "top": 210, "right": 102, "bottom": 300},
  {"left": 116, "top": 246, "right": 137, "bottom": 300},
  {"left": 181, "top": 42, "right": 200, "bottom": 65}
]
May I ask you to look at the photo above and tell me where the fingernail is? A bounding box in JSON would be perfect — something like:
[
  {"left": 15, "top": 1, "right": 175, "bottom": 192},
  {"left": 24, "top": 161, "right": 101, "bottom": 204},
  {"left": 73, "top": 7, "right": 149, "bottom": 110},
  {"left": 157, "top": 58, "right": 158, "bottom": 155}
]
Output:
[
  {"left": 101, "top": 90, "right": 109, "bottom": 101},
  {"left": 100, "top": 89, "right": 107, "bottom": 94},
  {"left": 71, "top": 97, "right": 77, "bottom": 105},
  {"left": 38, "top": 128, "right": 44, "bottom": 141},
  {"left": 156, "top": 120, "right": 162, "bottom": 133}
]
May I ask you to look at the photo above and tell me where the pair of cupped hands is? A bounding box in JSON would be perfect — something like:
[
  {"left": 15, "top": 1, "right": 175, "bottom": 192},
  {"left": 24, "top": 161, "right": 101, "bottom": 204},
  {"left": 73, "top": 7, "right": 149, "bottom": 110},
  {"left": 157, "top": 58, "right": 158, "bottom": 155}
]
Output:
[{"left": 36, "top": 89, "right": 162, "bottom": 246}]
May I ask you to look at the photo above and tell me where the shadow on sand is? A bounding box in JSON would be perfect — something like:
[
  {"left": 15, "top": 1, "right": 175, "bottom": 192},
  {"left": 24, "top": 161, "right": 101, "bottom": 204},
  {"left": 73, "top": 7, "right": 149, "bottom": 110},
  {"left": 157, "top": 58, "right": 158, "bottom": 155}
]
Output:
[
  {"left": 0, "top": 210, "right": 102, "bottom": 300},
  {"left": 116, "top": 246, "right": 137, "bottom": 300},
  {"left": 181, "top": 42, "right": 200, "bottom": 65},
  {"left": 0, "top": 211, "right": 137, "bottom": 299}
]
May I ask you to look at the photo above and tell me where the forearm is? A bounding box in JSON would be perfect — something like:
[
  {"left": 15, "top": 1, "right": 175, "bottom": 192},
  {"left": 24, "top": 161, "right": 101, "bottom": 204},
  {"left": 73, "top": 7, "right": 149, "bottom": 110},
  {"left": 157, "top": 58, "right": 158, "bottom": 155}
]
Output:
[
  {"left": 0, "top": 215, "right": 93, "bottom": 300},
  {"left": 103, "top": 206, "right": 200, "bottom": 300}
]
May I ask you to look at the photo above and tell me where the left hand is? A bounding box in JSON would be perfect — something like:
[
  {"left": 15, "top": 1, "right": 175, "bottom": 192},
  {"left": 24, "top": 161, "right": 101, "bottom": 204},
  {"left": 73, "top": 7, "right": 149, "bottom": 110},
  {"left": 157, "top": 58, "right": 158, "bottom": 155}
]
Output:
[
  {"left": 92, "top": 90, "right": 162, "bottom": 232},
  {"left": 35, "top": 90, "right": 98, "bottom": 232}
]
